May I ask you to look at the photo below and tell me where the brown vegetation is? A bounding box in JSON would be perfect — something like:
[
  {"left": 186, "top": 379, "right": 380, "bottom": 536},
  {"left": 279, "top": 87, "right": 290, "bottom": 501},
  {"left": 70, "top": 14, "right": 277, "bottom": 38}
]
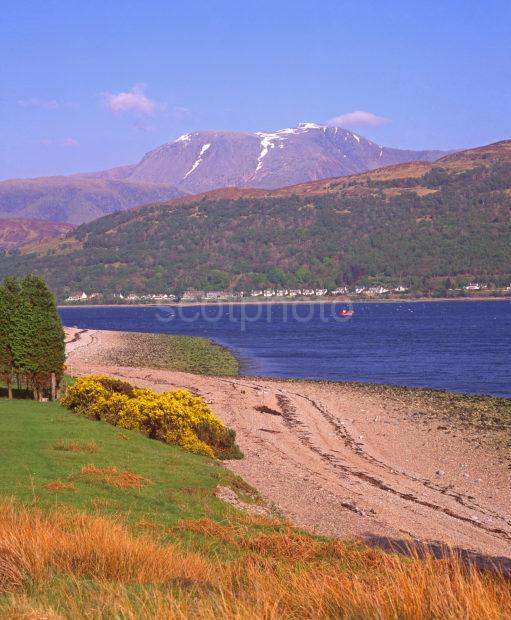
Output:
[
  {"left": 77, "top": 464, "right": 149, "bottom": 490},
  {"left": 0, "top": 502, "right": 510, "bottom": 618},
  {"left": 0, "top": 218, "right": 74, "bottom": 251},
  {"left": 53, "top": 439, "right": 99, "bottom": 453},
  {"left": 45, "top": 480, "right": 76, "bottom": 493}
]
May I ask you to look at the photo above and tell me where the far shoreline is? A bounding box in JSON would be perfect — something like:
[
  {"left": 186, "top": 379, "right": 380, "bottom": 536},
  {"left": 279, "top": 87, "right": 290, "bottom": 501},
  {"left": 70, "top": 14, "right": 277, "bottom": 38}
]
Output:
[{"left": 59, "top": 295, "right": 510, "bottom": 309}]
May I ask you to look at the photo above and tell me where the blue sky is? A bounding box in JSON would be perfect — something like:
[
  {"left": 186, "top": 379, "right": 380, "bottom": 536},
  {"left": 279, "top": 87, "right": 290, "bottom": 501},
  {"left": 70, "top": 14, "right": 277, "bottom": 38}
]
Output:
[{"left": 2, "top": 0, "right": 510, "bottom": 179}]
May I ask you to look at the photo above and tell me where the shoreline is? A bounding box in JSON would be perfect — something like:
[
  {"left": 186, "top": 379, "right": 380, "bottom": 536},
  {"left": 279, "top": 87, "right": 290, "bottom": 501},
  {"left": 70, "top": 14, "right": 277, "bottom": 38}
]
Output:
[
  {"left": 59, "top": 295, "right": 510, "bottom": 309},
  {"left": 64, "top": 327, "right": 511, "bottom": 561},
  {"left": 65, "top": 326, "right": 510, "bottom": 401},
  {"left": 65, "top": 327, "right": 511, "bottom": 402}
]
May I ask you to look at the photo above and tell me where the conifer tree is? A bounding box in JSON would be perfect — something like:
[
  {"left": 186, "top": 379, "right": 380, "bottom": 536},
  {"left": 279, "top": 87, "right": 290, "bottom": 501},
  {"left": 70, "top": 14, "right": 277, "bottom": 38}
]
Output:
[
  {"left": 10, "top": 278, "right": 35, "bottom": 393},
  {"left": 19, "top": 275, "right": 65, "bottom": 400},
  {"left": 0, "top": 277, "right": 21, "bottom": 399}
]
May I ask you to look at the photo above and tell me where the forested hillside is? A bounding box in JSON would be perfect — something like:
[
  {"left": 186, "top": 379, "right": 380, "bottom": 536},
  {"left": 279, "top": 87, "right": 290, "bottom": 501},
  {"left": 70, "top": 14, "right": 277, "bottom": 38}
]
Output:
[{"left": 1, "top": 141, "right": 510, "bottom": 299}]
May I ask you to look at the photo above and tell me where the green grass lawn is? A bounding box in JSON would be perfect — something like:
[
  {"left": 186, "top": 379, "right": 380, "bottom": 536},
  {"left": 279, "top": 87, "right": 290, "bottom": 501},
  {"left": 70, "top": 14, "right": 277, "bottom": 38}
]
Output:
[{"left": 0, "top": 398, "right": 264, "bottom": 553}]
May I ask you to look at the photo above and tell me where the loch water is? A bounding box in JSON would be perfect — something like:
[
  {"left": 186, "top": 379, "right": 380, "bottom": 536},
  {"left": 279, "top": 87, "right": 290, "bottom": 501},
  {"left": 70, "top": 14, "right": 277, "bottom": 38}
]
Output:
[{"left": 60, "top": 301, "right": 511, "bottom": 398}]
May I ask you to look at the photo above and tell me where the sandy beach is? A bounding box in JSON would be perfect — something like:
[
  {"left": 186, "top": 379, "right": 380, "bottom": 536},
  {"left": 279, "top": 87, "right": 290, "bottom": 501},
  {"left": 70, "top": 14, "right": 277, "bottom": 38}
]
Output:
[{"left": 65, "top": 327, "right": 511, "bottom": 565}]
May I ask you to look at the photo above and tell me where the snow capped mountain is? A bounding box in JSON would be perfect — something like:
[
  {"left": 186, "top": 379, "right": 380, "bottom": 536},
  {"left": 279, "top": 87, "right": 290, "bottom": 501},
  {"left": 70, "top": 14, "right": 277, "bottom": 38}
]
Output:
[
  {"left": 119, "top": 122, "right": 444, "bottom": 193},
  {"left": 0, "top": 123, "right": 445, "bottom": 226}
]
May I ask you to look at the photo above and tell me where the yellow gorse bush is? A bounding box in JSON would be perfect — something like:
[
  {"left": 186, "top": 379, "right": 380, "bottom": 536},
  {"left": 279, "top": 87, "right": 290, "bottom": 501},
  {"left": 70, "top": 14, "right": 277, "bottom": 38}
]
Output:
[{"left": 61, "top": 376, "right": 242, "bottom": 459}]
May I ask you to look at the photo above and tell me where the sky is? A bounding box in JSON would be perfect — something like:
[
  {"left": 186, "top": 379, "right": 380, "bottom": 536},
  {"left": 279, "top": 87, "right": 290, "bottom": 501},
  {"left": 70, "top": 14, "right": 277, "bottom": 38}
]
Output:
[{"left": 1, "top": 0, "right": 511, "bottom": 179}]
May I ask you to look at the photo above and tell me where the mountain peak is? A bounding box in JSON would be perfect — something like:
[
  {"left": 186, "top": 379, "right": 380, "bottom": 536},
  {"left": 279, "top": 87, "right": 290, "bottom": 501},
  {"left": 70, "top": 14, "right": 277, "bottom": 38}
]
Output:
[
  {"left": 296, "top": 122, "right": 324, "bottom": 129},
  {"left": 125, "top": 123, "right": 443, "bottom": 193}
]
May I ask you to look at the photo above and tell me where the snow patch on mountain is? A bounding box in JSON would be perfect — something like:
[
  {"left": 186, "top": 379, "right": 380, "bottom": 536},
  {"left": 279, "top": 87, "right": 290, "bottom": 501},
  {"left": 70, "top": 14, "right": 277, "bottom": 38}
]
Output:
[
  {"left": 183, "top": 143, "right": 211, "bottom": 179},
  {"left": 175, "top": 133, "right": 191, "bottom": 143},
  {"left": 297, "top": 122, "right": 323, "bottom": 130},
  {"left": 276, "top": 122, "right": 324, "bottom": 136},
  {"left": 255, "top": 132, "right": 284, "bottom": 171}
]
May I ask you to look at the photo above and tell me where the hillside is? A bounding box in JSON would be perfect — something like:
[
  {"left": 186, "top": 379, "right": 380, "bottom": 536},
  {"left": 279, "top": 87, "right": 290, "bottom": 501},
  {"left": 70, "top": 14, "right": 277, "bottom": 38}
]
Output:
[
  {"left": 0, "top": 176, "right": 183, "bottom": 224},
  {"left": 0, "top": 217, "right": 73, "bottom": 250},
  {"left": 80, "top": 122, "right": 445, "bottom": 193},
  {"left": 1, "top": 140, "right": 510, "bottom": 298},
  {"left": 2, "top": 397, "right": 509, "bottom": 617},
  {"left": 164, "top": 138, "right": 511, "bottom": 205}
]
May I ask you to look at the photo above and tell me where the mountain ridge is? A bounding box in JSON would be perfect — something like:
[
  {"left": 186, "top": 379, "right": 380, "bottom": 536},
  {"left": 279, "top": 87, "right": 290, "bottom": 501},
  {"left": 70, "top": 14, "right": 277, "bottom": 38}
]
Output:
[
  {"left": 93, "top": 122, "right": 445, "bottom": 193},
  {"left": 1, "top": 139, "right": 509, "bottom": 298},
  {"left": 159, "top": 138, "right": 509, "bottom": 207},
  {"left": 0, "top": 176, "right": 183, "bottom": 224},
  {"left": 0, "top": 122, "right": 443, "bottom": 225}
]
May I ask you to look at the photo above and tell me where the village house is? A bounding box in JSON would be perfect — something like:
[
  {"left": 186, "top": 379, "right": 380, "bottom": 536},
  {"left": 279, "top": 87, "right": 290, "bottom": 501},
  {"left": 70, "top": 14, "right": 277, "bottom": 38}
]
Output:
[
  {"left": 204, "top": 291, "right": 239, "bottom": 300},
  {"left": 65, "top": 291, "right": 88, "bottom": 302},
  {"left": 141, "top": 293, "right": 176, "bottom": 301},
  {"left": 205, "top": 291, "right": 224, "bottom": 300},
  {"left": 366, "top": 286, "right": 390, "bottom": 295},
  {"left": 182, "top": 289, "right": 205, "bottom": 301}
]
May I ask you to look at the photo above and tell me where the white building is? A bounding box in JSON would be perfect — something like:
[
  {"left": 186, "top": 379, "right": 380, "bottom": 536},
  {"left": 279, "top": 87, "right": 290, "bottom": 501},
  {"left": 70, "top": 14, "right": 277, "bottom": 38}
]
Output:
[
  {"left": 65, "top": 291, "right": 88, "bottom": 302},
  {"left": 367, "top": 286, "right": 389, "bottom": 295},
  {"left": 182, "top": 289, "right": 205, "bottom": 300}
]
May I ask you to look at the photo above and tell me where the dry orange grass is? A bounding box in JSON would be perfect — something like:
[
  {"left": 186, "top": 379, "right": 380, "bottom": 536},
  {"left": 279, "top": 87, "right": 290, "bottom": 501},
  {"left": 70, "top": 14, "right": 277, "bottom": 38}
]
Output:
[
  {"left": 0, "top": 502, "right": 509, "bottom": 618},
  {"left": 77, "top": 464, "right": 149, "bottom": 490},
  {"left": 53, "top": 439, "right": 99, "bottom": 453},
  {"left": 45, "top": 480, "right": 76, "bottom": 493}
]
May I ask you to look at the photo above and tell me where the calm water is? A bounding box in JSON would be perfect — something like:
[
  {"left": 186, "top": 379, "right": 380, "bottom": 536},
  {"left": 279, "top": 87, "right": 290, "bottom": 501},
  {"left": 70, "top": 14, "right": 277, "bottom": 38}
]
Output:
[{"left": 60, "top": 301, "right": 511, "bottom": 398}]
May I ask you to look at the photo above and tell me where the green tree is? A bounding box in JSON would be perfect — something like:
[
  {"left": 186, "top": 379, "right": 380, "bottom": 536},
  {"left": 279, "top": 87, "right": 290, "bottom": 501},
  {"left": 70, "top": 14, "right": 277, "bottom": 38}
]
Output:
[
  {"left": 0, "top": 277, "right": 21, "bottom": 399},
  {"left": 19, "top": 275, "right": 65, "bottom": 400}
]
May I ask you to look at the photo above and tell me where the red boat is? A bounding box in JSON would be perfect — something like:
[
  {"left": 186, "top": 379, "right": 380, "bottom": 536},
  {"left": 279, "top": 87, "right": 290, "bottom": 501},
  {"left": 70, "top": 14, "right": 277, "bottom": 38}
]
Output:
[{"left": 338, "top": 309, "right": 354, "bottom": 317}]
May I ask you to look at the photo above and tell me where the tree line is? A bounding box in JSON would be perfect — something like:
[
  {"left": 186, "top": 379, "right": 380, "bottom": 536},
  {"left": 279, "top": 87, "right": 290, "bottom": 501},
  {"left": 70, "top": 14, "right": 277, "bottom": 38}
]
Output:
[{"left": 0, "top": 275, "right": 65, "bottom": 400}]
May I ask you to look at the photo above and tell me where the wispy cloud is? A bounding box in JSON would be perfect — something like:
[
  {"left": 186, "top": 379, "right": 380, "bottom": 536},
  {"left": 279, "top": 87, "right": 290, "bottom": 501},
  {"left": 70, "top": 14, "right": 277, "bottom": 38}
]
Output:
[
  {"left": 132, "top": 119, "right": 152, "bottom": 132},
  {"left": 37, "top": 137, "right": 79, "bottom": 147},
  {"left": 327, "top": 110, "right": 389, "bottom": 128},
  {"left": 18, "top": 98, "right": 60, "bottom": 110},
  {"left": 62, "top": 137, "right": 79, "bottom": 147},
  {"left": 104, "top": 84, "right": 162, "bottom": 116},
  {"left": 172, "top": 105, "right": 191, "bottom": 120}
]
